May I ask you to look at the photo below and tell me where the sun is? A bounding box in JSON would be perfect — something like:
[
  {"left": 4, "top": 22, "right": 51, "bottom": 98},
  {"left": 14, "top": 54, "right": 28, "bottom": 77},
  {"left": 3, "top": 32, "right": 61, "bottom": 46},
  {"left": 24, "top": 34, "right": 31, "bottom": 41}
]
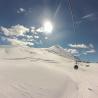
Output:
[{"left": 43, "top": 20, "right": 53, "bottom": 34}]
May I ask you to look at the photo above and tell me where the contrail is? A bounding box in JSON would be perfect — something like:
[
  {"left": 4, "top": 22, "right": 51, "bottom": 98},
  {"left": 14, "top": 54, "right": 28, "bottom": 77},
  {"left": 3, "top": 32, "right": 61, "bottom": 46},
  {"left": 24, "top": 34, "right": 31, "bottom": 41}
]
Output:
[
  {"left": 54, "top": 0, "right": 63, "bottom": 19},
  {"left": 54, "top": 0, "right": 77, "bottom": 35},
  {"left": 67, "top": 0, "right": 76, "bottom": 34}
]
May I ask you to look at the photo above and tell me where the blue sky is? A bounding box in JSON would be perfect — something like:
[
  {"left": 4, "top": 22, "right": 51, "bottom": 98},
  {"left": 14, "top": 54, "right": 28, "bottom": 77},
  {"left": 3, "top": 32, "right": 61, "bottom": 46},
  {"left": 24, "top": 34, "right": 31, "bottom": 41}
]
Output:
[{"left": 0, "top": 0, "right": 98, "bottom": 62}]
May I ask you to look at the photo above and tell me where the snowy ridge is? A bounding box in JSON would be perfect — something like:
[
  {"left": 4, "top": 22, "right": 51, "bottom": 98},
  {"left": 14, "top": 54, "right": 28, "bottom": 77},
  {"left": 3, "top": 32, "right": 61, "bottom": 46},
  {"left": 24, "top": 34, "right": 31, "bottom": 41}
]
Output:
[
  {"left": 0, "top": 45, "right": 78, "bottom": 60},
  {"left": 47, "top": 45, "right": 77, "bottom": 60}
]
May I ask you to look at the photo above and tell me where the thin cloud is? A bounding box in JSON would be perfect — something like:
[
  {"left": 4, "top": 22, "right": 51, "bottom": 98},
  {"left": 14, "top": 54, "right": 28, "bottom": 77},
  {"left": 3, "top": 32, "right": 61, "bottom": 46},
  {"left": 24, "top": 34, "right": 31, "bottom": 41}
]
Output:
[
  {"left": 64, "top": 48, "right": 79, "bottom": 54},
  {"left": 34, "top": 36, "right": 39, "bottom": 39},
  {"left": 45, "top": 37, "right": 48, "bottom": 40},
  {"left": 8, "top": 38, "right": 34, "bottom": 46},
  {"left": 0, "top": 24, "right": 51, "bottom": 47},
  {"left": 31, "top": 26, "right": 49, "bottom": 34},
  {"left": 0, "top": 25, "right": 35, "bottom": 46},
  {"left": 36, "top": 27, "right": 44, "bottom": 33},
  {"left": 89, "top": 43, "right": 94, "bottom": 49},
  {"left": 31, "top": 27, "right": 36, "bottom": 34},
  {"left": 84, "top": 49, "right": 96, "bottom": 55},
  {"left": 8, "top": 38, "right": 27, "bottom": 46},
  {"left": 68, "top": 43, "right": 96, "bottom": 56},
  {"left": 17, "top": 8, "right": 26, "bottom": 13},
  {"left": 82, "top": 13, "right": 94, "bottom": 19},
  {"left": 86, "top": 49, "right": 96, "bottom": 53},
  {"left": 82, "top": 13, "right": 97, "bottom": 21},
  {"left": 0, "top": 25, "right": 29, "bottom": 36},
  {"left": 0, "top": 26, "right": 9, "bottom": 36},
  {"left": 76, "top": 13, "right": 97, "bottom": 25},
  {"left": 68, "top": 44, "right": 88, "bottom": 49}
]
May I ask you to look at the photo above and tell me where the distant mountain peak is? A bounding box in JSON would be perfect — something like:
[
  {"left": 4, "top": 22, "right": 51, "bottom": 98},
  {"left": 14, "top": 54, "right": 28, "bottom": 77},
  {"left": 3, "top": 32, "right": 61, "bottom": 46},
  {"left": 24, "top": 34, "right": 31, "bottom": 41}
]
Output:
[
  {"left": 50, "top": 45, "right": 63, "bottom": 49},
  {"left": 47, "top": 45, "right": 77, "bottom": 60}
]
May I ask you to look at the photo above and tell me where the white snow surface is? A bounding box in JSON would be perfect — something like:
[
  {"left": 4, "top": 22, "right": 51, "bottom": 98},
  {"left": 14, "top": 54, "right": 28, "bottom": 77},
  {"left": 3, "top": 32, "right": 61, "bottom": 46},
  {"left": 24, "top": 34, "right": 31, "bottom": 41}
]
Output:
[{"left": 0, "top": 45, "right": 98, "bottom": 98}]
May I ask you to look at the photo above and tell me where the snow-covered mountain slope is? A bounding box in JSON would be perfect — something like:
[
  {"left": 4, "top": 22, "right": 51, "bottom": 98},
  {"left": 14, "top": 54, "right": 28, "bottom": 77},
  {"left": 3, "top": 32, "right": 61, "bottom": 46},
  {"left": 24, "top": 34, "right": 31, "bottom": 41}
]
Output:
[
  {"left": 46, "top": 45, "right": 77, "bottom": 60},
  {"left": 0, "top": 45, "right": 98, "bottom": 98}
]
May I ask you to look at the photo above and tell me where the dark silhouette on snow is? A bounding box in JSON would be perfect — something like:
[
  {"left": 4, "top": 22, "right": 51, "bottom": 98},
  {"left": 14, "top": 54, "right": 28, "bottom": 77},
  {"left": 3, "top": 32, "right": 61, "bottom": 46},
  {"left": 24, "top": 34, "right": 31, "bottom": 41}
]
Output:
[{"left": 74, "top": 60, "right": 78, "bottom": 70}]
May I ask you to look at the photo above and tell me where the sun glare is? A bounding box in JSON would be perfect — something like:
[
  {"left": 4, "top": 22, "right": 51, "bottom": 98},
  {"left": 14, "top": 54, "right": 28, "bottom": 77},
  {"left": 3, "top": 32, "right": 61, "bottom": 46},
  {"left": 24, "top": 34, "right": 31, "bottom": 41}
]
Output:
[{"left": 43, "top": 20, "right": 53, "bottom": 34}]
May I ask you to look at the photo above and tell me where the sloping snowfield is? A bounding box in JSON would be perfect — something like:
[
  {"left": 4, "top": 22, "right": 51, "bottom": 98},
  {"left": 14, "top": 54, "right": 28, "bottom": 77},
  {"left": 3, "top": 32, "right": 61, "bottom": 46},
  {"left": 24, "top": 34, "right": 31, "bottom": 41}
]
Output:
[{"left": 0, "top": 45, "right": 98, "bottom": 98}]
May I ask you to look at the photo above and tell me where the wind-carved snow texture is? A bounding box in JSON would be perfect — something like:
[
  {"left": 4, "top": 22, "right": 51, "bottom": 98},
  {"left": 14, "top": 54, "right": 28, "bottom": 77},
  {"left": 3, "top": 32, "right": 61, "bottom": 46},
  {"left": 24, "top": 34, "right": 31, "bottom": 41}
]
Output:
[{"left": 0, "top": 45, "right": 98, "bottom": 98}]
